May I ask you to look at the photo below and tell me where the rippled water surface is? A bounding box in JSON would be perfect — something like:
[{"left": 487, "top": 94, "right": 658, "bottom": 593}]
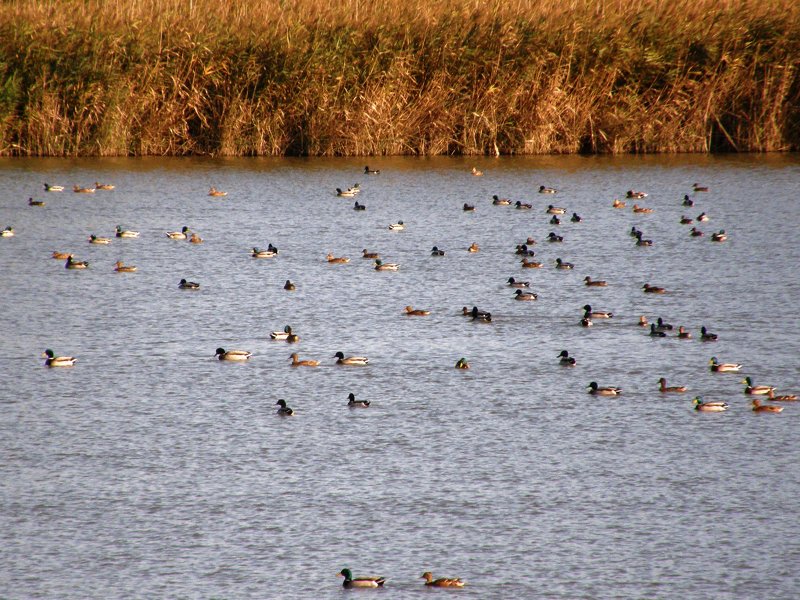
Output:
[{"left": 1, "top": 154, "right": 799, "bottom": 599}]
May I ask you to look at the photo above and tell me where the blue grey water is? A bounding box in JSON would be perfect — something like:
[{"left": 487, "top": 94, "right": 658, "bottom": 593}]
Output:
[{"left": 0, "top": 154, "right": 798, "bottom": 599}]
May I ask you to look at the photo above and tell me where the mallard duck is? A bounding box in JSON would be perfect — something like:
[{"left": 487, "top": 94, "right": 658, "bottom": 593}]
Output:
[
  {"left": 693, "top": 183, "right": 709, "bottom": 192},
  {"left": 52, "top": 251, "right": 73, "bottom": 260},
  {"left": 326, "top": 252, "right": 350, "bottom": 263},
  {"left": 404, "top": 305, "right": 431, "bottom": 316},
  {"left": 709, "top": 357, "right": 742, "bottom": 372},
  {"left": 555, "top": 258, "right": 574, "bottom": 270},
  {"left": 571, "top": 212, "right": 583, "bottom": 222},
  {"left": 767, "top": 390, "right": 798, "bottom": 401},
  {"left": 634, "top": 232, "right": 653, "bottom": 246},
  {"left": 680, "top": 215, "right": 693, "bottom": 224},
  {"left": 642, "top": 283, "right": 666, "bottom": 294},
  {"left": 166, "top": 226, "right": 190, "bottom": 240},
  {"left": 65, "top": 256, "right": 89, "bottom": 269},
  {"left": 73, "top": 185, "right": 95, "bottom": 193},
  {"left": 283, "top": 280, "right": 296, "bottom": 291},
  {"left": 539, "top": 185, "right": 557, "bottom": 194},
  {"left": 431, "top": 246, "right": 445, "bottom": 256},
  {"left": 638, "top": 315, "right": 648, "bottom": 327},
  {"left": 253, "top": 247, "right": 278, "bottom": 258},
  {"left": 334, "top": 352, "right": 369, "bottom": 366},
  {"left": 629, "top": 226, "right": 642, "bottom": 238},
  {"left": 697, "top": 212, "right": 709, "bottom": 222},
  {"left": 467, "top": 242, "right": 480, "bottom": 253},
  {"left": 421, "top": 572, "right": 465, "bottom": 588},
  {"left": 612, "top": 199, "right": 626, "bottom": 208},
  {"left": 550, "top": 215, "right": 561, "bottom": 225},
  {"left": 353, "top": 201, "right": 366, "bottom": 211},
  {"left": 547, "top": 232, "right": 563, "bottom": 243},
  {"left": 362, "top": 249, "right": 379, "bottom": 259},
  {"left": 214, "top": 347, "right": 251, "bottom": 361},
  {"left": 364, "top": 166, "right": 380, "bottom": 174},
  {"left": 558, "top": 350, "right": 576, "bottom": 366},
  {"left": 655, "top": 318, "right": 673, "bottom": 331},
  {"left": 276, "top": 399, "right": 294, "bottom": 415},
  {"left": 751, "top": 398, "right": 783, "bottom": 413},
  {"left": 682, "top": 194, "right": 694, "bottom": 206},
  {"left": 1, "top": 226, "right": 15, "bottom": 237},
  {"left": 339, "top": 569, "right": 385, "bottom": 588},
  {"left": 43, "top": 183, "right": 64, "bottom": 192},
  {"left": 463, "top": 203, "right": 475, "bottom": 211},
  {"left": 115, "top": 226, "right": 139, "bottom": 238},
  {"left": 584, "top": 276, "right": 607, "bottom": 287},
  {"left": 189, "top": 232, "right": 203, "bottom": 244},
  {"left": 95, "top": 182, "right": 115, "bottom": 190},
  {"left": 89, "top": 235, "right": 111, "bottom": 245},
  {"left": 514, "top": 289, "right": 538, "bottom": 301},
  {"left": 178, "top": 278, "right": 200, "bottom": 289},
  {"left": 632, "top": 204, "right": 654, "bottom": 214},
  {"left": 741, "top": 377, "right": 775, "bottom": 396},
  {"left": 583, "top": 304, "right": 612, "bottom": 319},
  {"left": 515, "top": 200, "right": 532, "bottom": 210},
  {"left": 492, "top": 195, "right": 511, "bottom": 206},
  {"left": 114, "top": 261, "right": 136, "bottom": 272},
  {"left": 336, "top": 187, "right": 356, "bottom": 197},
  {"left": 208, "top": 187, "right": 227, "bottom": 197},
  {"left": 700, "top": 326, "right": 718, "bottom": 341},
  {"left": 515, "top": 244, "right": 535, "bottom": 256},
  {"left": 689, "top": 227, "right": 704, "bottom": 237},
  {"left": 677, "top": 326, "right": 692, "bottom": 339},
  {"left": 546, "top": 205, "right": 566, "bottom": 215},
  {"left": 470, "top": 306, "right": 492, "bottom": 322},
  {"left": 271, "top": 326, "right": 295, "bottom": 340},
  {"left": 28, "top": 197, "right": 45, "bottom": 206},
  {"left": 42, "top": 349, "right": 77, "bottom": 367},
  {"left": 711, "top": 230, "right": 728, "bottom": 242},
  {"left": 580, "top": 317, "right": 593, "bottom": 327},
  {"left": 374, "top": 259, "right": 399, "bottom": 271},
  {"left": 388, "top": 221, "right": 405, "bottom": 231},
  {"left": 507, "top": 277, "right": 530, "bottom": 288},
  {"left": 649, "top": 324, "right": 667, "bottom": 337},
  {"left": 588, "top": 382, "right": 622, "bottom": 396},
  {"left": 626, "top": 190, "right": 648, "bottom": 199},
  {"left": 347, "top": 392, "right": 370, "bottom": 407},
  {"left": 521, "top": 257, "right": 543, "bottom": 268},
  {"left": 659, "top": 377, "right": 688, "bottom": 393},
  {"left": 455, "top": 358, "right": 470, "bottom": 369},
  {"left": 289, "top": 353, "right": 319, "bottom": 367},
  {"left": 471, "top": 167, "right": 483, "bottom": 176},
  {"left": 693, "top": 397, "right": 728, "bottom": 412}
]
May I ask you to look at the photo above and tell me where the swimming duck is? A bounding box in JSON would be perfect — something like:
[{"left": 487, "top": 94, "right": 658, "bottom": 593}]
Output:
[
  {"left": 515, "top": 244, "right": 535, "bottom": 256},
  {"left": 347, "top": 392, "right": 370, "bottom": 407},
  {"left": 463, "top": 203, "right": 476, "bottom": 211},
  {"left": 521, "top": 258, "right": 543, "bottom": 268},
  {"left": 700, "top": 326, "right": 718, "bottom": 341},
  {"left": 549, "top": 215, "right": 561, "bottom": 225},
  {"left": 693, "top": 397, "right": 728, "bottom": 412},
  {"left": 507, "top": 277, "right": 530, "bottom": 288},
  {"left": 634, "top": 232, "right": 653, "bottom": 246},
  {"left": 43, "top": 183, "right": 64, "bottom": 192},
  {"left": 270, "top": 325, "right": 295, "bottom": 340},
  {"left": 95, "top": 182, "right": 115, "bottom": 190},
  {"left": 353, "top": 201, "right": 366, "bottom": 211},
  {"left": 677, "top": 326, "right": 692, "bottom": 339},
  {"left": 289, "top": 353, "right": 319, "bottom": 367},
  {"left": 693, "top": 183, "right": 709, "bottom": 192},
  {"left": 680, "top": 215, "right": 693, "bottom": 224},
  {"left": 283, "top": 280, "right": 295, "bottom": 290},
  {"left": 689, "top": 227, "right": 704, "bottom": 237},
  {"left": 492, "top": 195, "right": 511, "bottom": 206},
  {"left": 642, "top": 283, "right": 666, "bottom": 294},
  {"left": 767, "top": 390, "right": 798, "bottom": 402},
  {"left": 1, "top": 226, "right": 15, "bottom": 237},
  {"left": 455, "top": 358, "right": 470, "bottom": 369},
  {"left": 431, "top": 246, "right": 445, "bottom": 256},
  {"left": 741, "top": 377, "right": 775, "bottom": 396},
  {"left": 655, "top": 317, "right": 673, "bottom": 331},
  {"left": 580, "top": 317, "right": 593, "bottom": 327},
  {"left": 467, "top": 242, "right": 480, "bottom": 253},
  {"left": 515, "top": 200, "right": 532, "bottom": 210},
  {"left": 178, "top": 278, "right": 200, "bottom": 289},
  {"left": 252, "top": 247, "right": 278, "bottom": 258},
  {"left": 682, "top": 194, "right": 694, "bottom": 206},
  {"left": 52, "top": 251, "right": 73, "bottom": 260},
  {"left": 189, "top": 232, "right": 203, "bottom": 244},
  {"left": 629, "top": 226, "right": 642, "bottom": 238},
  {"left": 697, "top": 212, "right": 709, "bottom": 222},
  {"left": 626, "top": 190, "right": 648, "bottom": 199},
  {"left": 547, "top": 232, "right": 563, "bottom": 242},
  {"left": 114, "top": 261, "right": 137, "bottom": 272},
  {"left": 28, "top": 197, "right": 45, "bottom": 206},
  {"left": 65, "top": 256, "right": 89, "bottom": 269},
  {"left": 583, "top": 304, "right": 612, "bottom": 319},
  {"left": 546, "top": 204, "right": 566, "bottom": 214},
  {"left": 364, "top": 166, "right": 380, "bottom": 174},
  {"left": 361, "top": 249, "right": 379, "bottom": 259},
  {"left": 584, "top": 276, "right": 607, "bottom": 287},
  {"left": 612, "top": 199, "right": 626, "bottom": 208},
  {"left": 523, "top": 237, "right": 537, "bottom": 246},
  {"left": 709, "top": 357, "right": 742, "bottom": 372},
  {"left": 276, "top": 399, "right": 294, "bottom": 415},
  {"left": 649, "top": 324, "right": 667, "bottom": 337},
  {"left": 632, "top": 204, "right": 654, "bottom": 214},
  {"left": 166, "top": 226, "right": 190, "bottom": 240},
  {"left": 587, "top": 382, "right": 622, "bottom": 396},
  {"left": 208, "top": 187, "right": 227, "bottom": 197},
  {"left": 388, "top": 221, "right": 405, "bottom": 231},
  {"left": 336, "top": 187, "right": 356, "bottom": 197},
  {"left": 470, "top": 306, "right": 492, "bottom": 322},
  {"left": 558, "top": 350, "right": 576, "bottom": 366},
  {"left": 539, "top": 185, "right": 557, "bottom": 194},
  {"left": 374, "top": 259, "right": 399, "bottom": 271},
  {"left": 214, "top": 347, "right": 251, "bottom": 361},
  {"left": 115, "top": 226, "right": 139, "bottom": 238},
  {"left": 89, "top": 235, "right": 111, "bottom": 245},
  {"left": 421, "top": 572, "right": 465, "bottom": 588},
  {"left": 334, "top": 352, "right": 369, "bottom": 366},
  {"left": 404, "top": 306, "right": 431, "bottom": 316},
  {"left": 751, "top": 398, "right": 783, "bottom": 413},
  {"left": 659, "top": 377, "right": 688, "bottom": 393},
  {"left": 42, "top": 349, "right": 77, "bottom": 367},
  {"left": 339, "top": 569, "right": 385, "bottom": 588},
  {"left": 471, "top": 167, "right": 483, "bottom": 176},
  {"left": 73, "top": 185, "right": 95, "bottom": 193},
  {"left": 570, "top": 212, "right": 583, "bottom": 223},
  {"left": 514, "top": 289, "right": 538, "bottom": 301},
  {"left": 638, "top": 316, "right": 648, "bottom": 327},
  {"left": 326, "top": 252, "right": 350, "bottom": 263},
  {"left": 555, "top": 258, "right": 574, "bottom": 270},
  {"left": 711, "top": 230, "right": 728, "bottom": 242}
]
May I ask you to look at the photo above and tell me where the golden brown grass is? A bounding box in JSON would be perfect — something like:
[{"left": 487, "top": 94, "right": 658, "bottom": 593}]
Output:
[{"left": 0, "top": 0, "right": 798, "bottom": 156}]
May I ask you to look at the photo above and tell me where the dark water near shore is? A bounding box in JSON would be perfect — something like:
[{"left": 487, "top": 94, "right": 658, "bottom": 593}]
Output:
[{"left": 1, "top": 154, "right": 799, "bottom": 599}]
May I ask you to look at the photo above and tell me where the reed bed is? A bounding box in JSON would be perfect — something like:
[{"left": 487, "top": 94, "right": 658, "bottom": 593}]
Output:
[{"left": 1, "top": 0, "right": 798, "bottom": 156}]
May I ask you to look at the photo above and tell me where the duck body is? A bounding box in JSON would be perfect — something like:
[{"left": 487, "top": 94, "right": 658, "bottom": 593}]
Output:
[
  {"left": 655, "top": 318, "right": 673, "bottom": 331},
  {"left": 44, "top": 183, "right": 64, "bottom": 192},
  {"left": 1, "top": 226, "right": 15, "bottom": 237},
  {"left": 404, "top": 305, "right": 431, "bottom": 316},
  {"left": 558, "top": 350, "right": 576, "bottom": 366},
  {"left": 680, "top": 215, "right": 694, "bottom": 224},
  {"left": 677, "top": 326, "right": 692, "bottom": 339},
  {"left": 632, "top": 204, "right": 654, "bottom": 213},
  {"left": 276, "top": 399, "right": 294, "bottom": 415},
  {"left": 362, "top": 249, "right": 379, "bottom": 259},
  {"left": 711, "top": 230, "right": 728, "bottom": 242},
  {"left": 659, "top": 377, "right": 688, "bottom": 393},
  {"left": 421, "top": 572, "right": 465, "bottom": 588},
  {"left": 693, "top": 183, "right": 709, "bottom": 192},
  {"left": 515, "top": 200, "right": 532, "bottom": 209},
  {"left": 28, "top": 197, "right": 45, "bottom": 206},
  {"left": 208, "top": 187, "right": 227, "bottom": 196},
  {"left": 741, "top": 377, "right": 775, "bottom": 395},
  {"left": 709, "top": 357, "right": 742, "bottom": 372},
  {"left": 547, "top": 232, "right": 563, "bottom": 242},
  {"left": 283, "top": 280, "right": 295, "bottom": 291},
  {"left": 626, "top": 190, "right": 648, "bottom": 199},
  {"left": 583, "top": 276, "right": 607, "bottom": 287},
  {"left": 492, "top": 195, "right": 510, "bottom": 205},
  {"left": 539, "top": 185, "right": 557, "bottom": 194},
  {"left": 612, "top": 199, "right": 626, "bottom": 208},
  {"left": 271, "top": 326, "right": 294, "bottom": 340},
  {"left": 334, "top": 352, "right": 369, "bottom": 366},
  {"left": 289, "top": 353, "right": 319, "bottom": 367},
  {"left": 115, "top": 226, "right": 139, "bottom": 238},
  {"left": 336, "top": 187, "right": 356, "bottom": 197},
  {"left": 339, "top": 569, "right": 385, "bottom": 588},
  {"left": 751, "top": 399, "right": 783, "bottom": 413},
  {"left": 697, "top": 212, "right": 709, "bottom": 222},
  {"left": 89, "top": 235, "right": 111, "bottom": 245},
  {"left": 583, "top": 304, "right": 612, "bottom": 319},
  {"left": 571, "top": 212, "right": 583, "bottom": 222},
  {"left": 347, "top": 392, "right": 370, "bottom": 407},
  {"left": 546, "top": 204, "right": 566, "bottom": 214},
  {"left": 388, "top": 221, "right": 405, "bottom": 231},
  {"left": 189, "top": 232, "right": 203, "bottom": 244},
  {"left": 65, "top": 256, "right": 89, "bottom": 269},
  {"left": 693, "top": 397, "right": 728, "bottom": 412},
  {"left": 514, "top": 289, "right": 538, "bottom": 300},
  {"left": 326, "top": 252, "right": 350, "bottom": 263},
  {"left": 52, "top": 251, "right": 73, "bottom": 260},
  {"left": 179, "top": 278, "right": 200, "bottom": 289},
  {"left": 700, "top": 326, "right": 718, "bottom": 341},
  {"left": 690, "top": 227, "right": 704, "bottom": 237},
  {"left": 166, "top": 226, "right": 190, "bottom": 240},
  {"left": 73, "top": 185, "right": 95, "bottom": 193},
  {"left": 642, "top": 283, "right": 666, "bottom": 293},
  {"left": 455, "top": 358, "right": 470, "bottom": 369},
  {"left": 470, "top": 306, "right": 492, "bottom": 322},
  {"left": 374, "top": 259, "right": 399, "bottom": 271},
  {"left": 42, "top": 349, "right": 77, "bottom": 367},
  {"left": 364, "top": 166, "right": 380, "bottom": 174},
  {"left": 114, "top": 261, "right": 137, "bottom": 272},
  {"left": 215, "top": 347, "right": 251, "bottom": 361},
  {"left": 463, "top": 203, "right": 475, "bottom": 211},
  {"left": 635, "top": 232, "right": 653, "bottom": 246},
  {"left": 555, "top": 258, "right": 574, "bottom": 270},
  {"left": 649, "top": 324, "right": 667, "bottom": 337},
  {"left": 353, "top": 201, "right": 366, "bottom": 210},
  {"left": 588, "top": 382, "right": 622, "bottom": 396},
  {"left": 253, "top": 247, "right": 278, "bottom": 258},
  {"left": 507, "top": 277, "right": 530, "bottom": 288},
  {"left": 430, "top": 246, "right": 445, "bottom": 256},
  {"left": 683, "top": 194, "right": 695, "bottom": 206},
  {"left": 95, "top": 182, "right": 115, "bottom": 190},
  {"left": 471, "top": 167, "right": 483, "bottom": 176},
  {"left": 468, "top": 242, "right": 480, "bottom": 253},
  {"left": 521, "top": 258, "right": 543, "bottom": 268},
  {"left": 550, "top": 215, "right": 561, "bottom": 225}
]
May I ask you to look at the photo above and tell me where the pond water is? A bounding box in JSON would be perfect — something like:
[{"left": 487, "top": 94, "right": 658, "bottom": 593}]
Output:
[{"left": 1, "top": 154, "right": 799, "bottom": 599}]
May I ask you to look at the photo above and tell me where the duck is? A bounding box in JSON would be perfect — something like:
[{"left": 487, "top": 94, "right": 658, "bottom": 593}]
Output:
[
  {"left": 28, "top": 197, "right": 45, "bottom": 206},
  {"left": 289, "top": 353, "right": 319, "bottom": 367},
  {"left": 583, "top": 304, "right": 612, "bottom": 319},
  {"left": 751, "top": 398, "right": 784, "bottom": 413},
  {"left": 680, "top": 215, "right": 694, "bottom": 225},
  {"left": 558, "top": 350, "right": 576, "bottom": 366},
  {"left": 514, "top": 289, "right": 538, "bottom": 301},
  {"left": 700, "top": 326, "right": 718, "bottom": 341},
  {"left": 549, "top": 215, "right": 561, "bottom": 225},
  {"left": 741, "top": 377, "right": 775, "bottom": 396},
  {"left": 1, "top": 226, "right": 15, "bottom": 237},
  {"left": 65, "top": 256, "right": 89, "bottom": 269},
  {"left": 73, "top": 185, "right": 95, "bottom": 193},
  {"left": 347, "top": 392, "right": 370, "bottom": 407},
  {"left": 629, "top": 226, "right": 642, "bottom": 238},
  {"left": 515, "top": 244, "right": 535, "bottom": 256},
  {"left": 334, "top": 352, "right": 369, "bottom": 366},
  {"left": 388, "top": 221, "right": 405, "bottom": 231},
  {"left": 693, "top": 397, "right": 728, "bottom": 412},
  {"left": 632, "top": 204, "right": 654, "bottom": 214},
  {"left": 711, "top": 230, "right": 728, "bottom": 242},
  {"left": 326, "top": 252, "right": 350, "bottom": 263},
  {"left": 507, "top": 277, "right": 530, "bottom": 288},
  {"left": 570, "top": 212, "right": 583, "bottom": 223},
  {"left": 404, "top": 306, "right": 430, "bottom": 316},
  {"left": 580, "top": 316, "right": 593, "bottom": 327},
  {"left": 336, "top": 187, "right": 356, "bottom": 197},
  {"left": 659, "top": 377, "right": 688, "bottom": 393},
  {"left": 523, "top": 237, "right": 537, "bottom": 246},
  {"left": 587, "top": 382, "right": 622, "bottom": 396},
  {"left": 463, "top": 203, "right": 476, "bottom": 211},
  {"left": 612, "top": 199, "right": 626, "bottom": 208},
  {"left": 546, "top": 204, "right": 566, "bottom": 214},
  {"left": 214, "top": 347, "right": 251, "bottom": 361},
  {"left": 682, "top": 194, "right": 695, "bottom": 206},
  {"left": 166, "top": 226, "right": 190, "bottom": 240},
  {"left": 521, "top": 257, "right": 543, "bottom": 268},
  {"left": 364, "top": 166, "right": 380, "bottom": 174},
  {"left": 467, "top": 242, "right": 480, "bottom": 253},
  {"left": 421, "top": 572, "right": 465, "bottom": 588},
  {"left": 42, "top": 349, "right": 77, "bottom": 367},
  {"left": 178, "top": 278, "right": 200, "bottom": 289},
  {"left": 52, "top": 251, "right": 73, "bottom": 260},
  {"left": 547, "top": 232, "right": 563, "bottom": 243},
  {"left": 275, "top": 399, "right": 294, "bottom": 415},
  {"left": 626, "top": 190, "right": 648, "bottom": 199},
  {"left": 655, "top": 318, "right": 673, "bottom": 331},
  {"left": 283, "top": 280, "right": 295, "bottom": 291},
  {"left": 115, "top": 226, "right": 139, "bottom": 238},
  {"left": 339, "top": 569, "right": 385, "bottom": 588},
  {"left": 362, "top": 249, "right": 379, "bottom": 259},
  {"left": 515, "top": 200, "right": 532, "bottom": 210},
  {"left": 353, "top": 201, "right": 366, "bottom": 211},
  {"left": 455, "top": 358, "right": 470, "bottom": 369},
  {"left": 88, "top": 235, "right": 111, "bottom": 245},
  {"left": 649, "top": 324, "right": 667, "bottom": 337},
  {"left": 693, "top": 183, "right": 709, "bottom": 192},
  {"left": 634, "top": 232, "right": 653, "bottom": 246},
  {"left": 430, "top": 246, "right": 445, "bottom": 256},
  {"left": 677, "top": 326, "right": 692, "bottom": 339},
  {"left": 270, "top": 325, "right": 295, "bottom": 340},
  {"left": 555, "top": 258, "right": 574, "bottom": 270},
  {"left": 114, "top": 261, "right": 136, "bottom": 272},
  {"left": 208, "top": 187, "right": 227, "bottom": 197},
  {"left": 189, "top": 232, "right": 203, "bottom": 244},
  {"left": 642, "top": 283, "right": 666, "bottom": 294},
  {"left": 470, "top": 306, "right": 492, "bottom": 322},
  {"left": 767, "top": 390, "right": 798, "bottom": 402},
  {"left": 43, "top": 183, "right": 64, "bottom": 192},
  {"left": 582, "top": 276, "right": 607, "bottom": 287},
  {"left": 697, "top": 212, "right": 709, "bottom": 222},
  {"left": 252, "top": 247, "right": 278, "bottom": 258},
  {"left": 471, "top": 167, "right": 483, "bottom": 176},
  {"left": 689, "top": 227, "right": 704, "bottom": 237},
  {"left": 492, "top": 195, "right": 511, "bottom": 206},
  {"left": 638, "top": 315, "right": 649, "bottom": 327},
  {"left": 95, "top": 182, "right": 115, "bottom": 190},
  {"left": 709, "top": 357, "right": 742, "bottom": 372},
  {"left": 539, "top": 185, "right": 557, "bottom": 194},
  {"left": 374, "top": 259, "right": 399, "bottom": 271}
]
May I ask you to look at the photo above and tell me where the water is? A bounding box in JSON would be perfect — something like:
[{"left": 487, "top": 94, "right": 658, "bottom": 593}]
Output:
[{"left": 1, "top": 154, "right": 799, "bottom": 599}]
